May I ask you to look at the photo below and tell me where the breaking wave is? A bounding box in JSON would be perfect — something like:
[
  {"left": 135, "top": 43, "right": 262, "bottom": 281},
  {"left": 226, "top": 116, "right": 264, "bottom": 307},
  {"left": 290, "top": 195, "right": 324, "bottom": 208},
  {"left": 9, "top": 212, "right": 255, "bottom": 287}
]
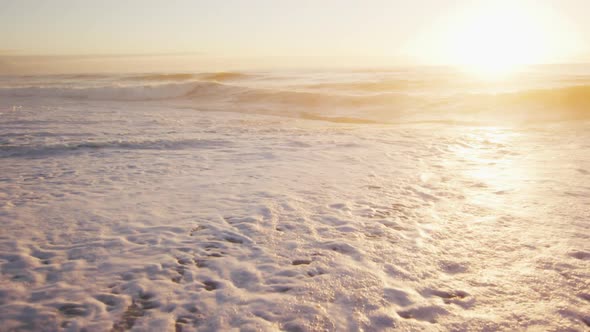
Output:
[
  {"left": 123, "top": 71, "right": 251, "bottom": 82},
  {"left": 303, "top": 79, "right": 442, "bottom": 92},
  {"left": 125, "top": 73, "right": 197, "bottom": 81},
  {"left": 2, "top": 77, "right": 590, "bottom": 121},
  {"left": 198, "top": 72, "right": 252, "bottom": 81},
  {"left": 459, "top": 85, "right": 590, "bottom": 120},
  {"left": 492, "top": 84, "right": 590, "bottom": 110},
  {"left": 0, "top": 80, "right": 417, "bottom": 107},
  {"left": 0, "top": 81, "right": 235, "bottom": 101}
]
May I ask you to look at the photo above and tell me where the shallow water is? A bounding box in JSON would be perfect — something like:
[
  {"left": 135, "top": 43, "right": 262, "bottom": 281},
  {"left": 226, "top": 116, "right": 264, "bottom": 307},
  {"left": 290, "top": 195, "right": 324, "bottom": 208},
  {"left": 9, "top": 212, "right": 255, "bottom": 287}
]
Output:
[{"left": 1, "top": 68, "right": 589, "bottom": 331}]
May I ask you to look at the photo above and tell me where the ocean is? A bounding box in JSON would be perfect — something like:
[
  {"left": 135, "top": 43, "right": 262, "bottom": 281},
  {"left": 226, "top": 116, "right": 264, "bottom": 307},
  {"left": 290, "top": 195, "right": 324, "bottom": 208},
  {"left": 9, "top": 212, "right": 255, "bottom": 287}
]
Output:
[{"left": 1, "top": 66, "right": 589, "bottom": 330}]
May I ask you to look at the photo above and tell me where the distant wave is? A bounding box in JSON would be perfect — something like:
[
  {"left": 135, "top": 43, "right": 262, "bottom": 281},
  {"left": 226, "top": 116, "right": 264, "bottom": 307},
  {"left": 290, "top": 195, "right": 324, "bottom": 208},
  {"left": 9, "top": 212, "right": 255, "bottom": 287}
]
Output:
[
  {"left": 64, "top": 74, "right": 113, "bottom": 80},
  {"left": 0, "top": 81, "right": 234, "bottom": 100},
  {"left": 234, "top": 88, "right": 419, "bottom": 109},
  {"left": 0, "top": 81, "right": 416, "bottom": 107},
  {"left": 124, "top": 71, "right": 251, "bottom": 82},
  {"left": 125, "top": 73, "right": 197, "bottom": 81},
  {"left": 299, "top": 112, "right": 380, "bottom": 124},
  {"left": 2, "top": 80, "right": 590, "bottom": 121},
  {"left": 198, "top": 72, "right": 252, "bottom": 81},
  {"left": 0, "top": 138, "right": 231, "bottom": 158},
  {"left": 461, "top": 85, "right": 590, "bottom": 120},
  {"left": 5, "top": 71, "right": 252, "bottom": 83},
  {"left": 303, "top": 79, "right": 439, "bottom": 92},
  {"left": 496, "top": 85, "right": 590, "bottom": 109}
]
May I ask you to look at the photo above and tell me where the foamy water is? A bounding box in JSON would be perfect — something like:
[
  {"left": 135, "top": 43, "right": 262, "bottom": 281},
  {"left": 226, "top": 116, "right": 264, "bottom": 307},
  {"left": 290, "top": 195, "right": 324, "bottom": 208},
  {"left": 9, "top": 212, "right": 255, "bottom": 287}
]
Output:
[{"left": 1, "top": 67, "right": 589, "bottom": 331}]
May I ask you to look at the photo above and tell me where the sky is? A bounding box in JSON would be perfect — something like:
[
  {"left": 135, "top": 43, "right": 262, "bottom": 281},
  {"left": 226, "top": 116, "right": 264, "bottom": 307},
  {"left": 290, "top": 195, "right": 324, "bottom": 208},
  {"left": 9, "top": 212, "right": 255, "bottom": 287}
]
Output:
[{"left": 1, "top": 0, "right": 589, "bottom": 73}]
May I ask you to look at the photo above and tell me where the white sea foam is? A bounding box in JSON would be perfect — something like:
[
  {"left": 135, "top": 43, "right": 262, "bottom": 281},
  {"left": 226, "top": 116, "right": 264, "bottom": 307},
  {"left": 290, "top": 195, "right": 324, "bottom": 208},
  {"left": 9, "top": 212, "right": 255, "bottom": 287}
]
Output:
[{"left": 0, "top": 68, "right": 589, "bottom": 331}]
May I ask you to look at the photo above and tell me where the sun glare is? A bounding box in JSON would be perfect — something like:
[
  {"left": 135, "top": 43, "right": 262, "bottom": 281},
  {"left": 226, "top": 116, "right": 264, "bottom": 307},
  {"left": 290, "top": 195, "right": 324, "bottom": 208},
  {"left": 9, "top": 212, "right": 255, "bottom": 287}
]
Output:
[
  {"left": 451, "top": 3, "right": 547, "bottom": 78},
  {"left": 409, "top": 1, "right": 578, "bottom": 79}
]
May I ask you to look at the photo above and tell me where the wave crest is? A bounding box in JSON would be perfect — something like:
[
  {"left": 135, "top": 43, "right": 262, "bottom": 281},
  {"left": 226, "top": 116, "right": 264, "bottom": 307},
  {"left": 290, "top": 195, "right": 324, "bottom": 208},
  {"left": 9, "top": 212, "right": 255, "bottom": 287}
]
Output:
[
  {"left": 499, "top": 85, "right": 590, "bottom": 110},
  {"left": 122, "top": 71, "right": 252, "bottom": 82},
  {"left": 198, "top": 72, "right": 251, "bottom": 81},
  {"left": 0, "top": 81, "right": 237, "bottom": 101},
  {"left": 125, "top": 73, "right": 197, "bottom": 81},
  {"left": 2, "top": 78, "right": 590, "bottom": 121}
]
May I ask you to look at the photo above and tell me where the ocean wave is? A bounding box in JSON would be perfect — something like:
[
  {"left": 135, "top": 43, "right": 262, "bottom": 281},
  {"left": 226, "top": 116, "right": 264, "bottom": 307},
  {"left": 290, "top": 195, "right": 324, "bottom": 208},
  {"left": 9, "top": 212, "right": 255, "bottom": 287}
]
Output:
[
  {"left": 458, "top": 85, "right": 590, "bottom": 120},
  {"left": 298, "top": 112, "right": 380, "bottom": 124},
  {"left": 303, "top": 79, "right": 440, "bottom": 92},
  {"left": 0, "top": 80, "right": 416, "bottom": 107},
  {"left": 197, "top": 71, "right": 252, "bottom": 81},
  {"left": 234, "top": 88, "right": 418, "bottom": 109},
  {"left": 0, "top": 81, "right": 237, "bottom": 101},
  {"left": 122, "top": 71, "right": 251, "bottom": 82},
  {"left": 2, "top": 78, "right": 590, "bottom": 119},
  {"left": 495, "top": 84, "right": 590, "bottom": 109},
  {"left": 125, "top": 73, "right": 197, "bottom": 81},
  {"left": 0, "top": 138, "right": 232, "bottom": 158}
]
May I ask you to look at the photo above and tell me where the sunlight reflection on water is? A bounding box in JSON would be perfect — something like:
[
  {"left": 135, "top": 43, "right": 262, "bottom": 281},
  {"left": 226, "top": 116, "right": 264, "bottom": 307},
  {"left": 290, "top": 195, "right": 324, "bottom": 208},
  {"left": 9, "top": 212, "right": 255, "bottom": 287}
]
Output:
[{"left": 449, "top": 127, "right": 536, "bottom": 208}]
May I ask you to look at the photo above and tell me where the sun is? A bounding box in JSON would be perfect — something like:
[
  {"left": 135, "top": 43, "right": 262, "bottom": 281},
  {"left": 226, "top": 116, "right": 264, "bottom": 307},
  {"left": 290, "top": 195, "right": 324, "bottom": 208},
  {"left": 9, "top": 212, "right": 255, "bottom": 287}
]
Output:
[
  {"left": 406, "top": 1, "right": 578, "bottom": 79},
  {"left": 446, "top": 2, "right": 547, "bottom": 78}
]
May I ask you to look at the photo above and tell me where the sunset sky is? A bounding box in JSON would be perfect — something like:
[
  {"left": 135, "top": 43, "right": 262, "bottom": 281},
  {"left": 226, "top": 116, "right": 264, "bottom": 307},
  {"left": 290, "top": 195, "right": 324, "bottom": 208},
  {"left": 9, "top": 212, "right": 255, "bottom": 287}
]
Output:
[{"left": 1, "top": 0, "right": 589, "bottom": 72}]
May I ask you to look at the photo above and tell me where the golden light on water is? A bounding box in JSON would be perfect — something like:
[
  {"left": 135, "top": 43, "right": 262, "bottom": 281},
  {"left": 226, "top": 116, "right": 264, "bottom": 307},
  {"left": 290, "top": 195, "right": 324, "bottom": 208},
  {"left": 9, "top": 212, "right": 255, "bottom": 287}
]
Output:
[{"left": 449, "top": 128, "right": 528, "bottom": 204}]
